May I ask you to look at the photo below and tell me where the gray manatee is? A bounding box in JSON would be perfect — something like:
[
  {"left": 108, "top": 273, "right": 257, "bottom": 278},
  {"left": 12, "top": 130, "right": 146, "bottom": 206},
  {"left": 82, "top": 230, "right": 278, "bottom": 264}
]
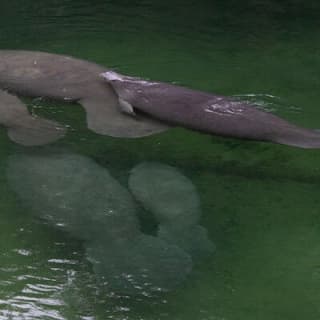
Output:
[
  {"left": 129, "top": 162, "right": 201, "bottom": 228},
  {"left": 6, "top": 151, "right": 193, "bottom": 295},
  {"left": 128, "top": 162, "right": 215, "bottom": 260},
  {"left": 0, "top": 89, "right": 66, "bottom": 146},
  {"left": 6, "top": 151, "right": 141, "bottom": 241},
  {"left": 0, "top": 50, "right": 168, "bottom": 145},
  {"left": 102, "top": 71, "right": 320, "bottom": 149}
]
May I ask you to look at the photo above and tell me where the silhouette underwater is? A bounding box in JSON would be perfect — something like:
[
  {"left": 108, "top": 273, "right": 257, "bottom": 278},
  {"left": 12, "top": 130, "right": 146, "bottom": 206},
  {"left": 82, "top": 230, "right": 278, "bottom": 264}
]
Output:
[{"left": 7, "top": 150, "right": 214, "bottom": 295}]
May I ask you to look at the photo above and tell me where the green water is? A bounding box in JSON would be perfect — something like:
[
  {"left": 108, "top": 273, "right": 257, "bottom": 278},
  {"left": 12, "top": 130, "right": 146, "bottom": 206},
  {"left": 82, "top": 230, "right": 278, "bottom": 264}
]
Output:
[{"left": 1, "top": 0, "right": 320, "bottom": 319}]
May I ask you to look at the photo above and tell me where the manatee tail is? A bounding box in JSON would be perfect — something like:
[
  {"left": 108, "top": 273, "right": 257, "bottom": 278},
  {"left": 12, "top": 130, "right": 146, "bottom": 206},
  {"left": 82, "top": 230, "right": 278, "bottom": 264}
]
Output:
[
  {"left": 0, "top": 89, "right": 66, "bottom": 146},
  {"left": 7, "top": 117, "right": 66, "bottom": 146},
  {"left": 272, "top": 125, "right": 320, "bottom": 149},
  {"left": 79, "top": 84, "right": 169, "bottom": 138}
]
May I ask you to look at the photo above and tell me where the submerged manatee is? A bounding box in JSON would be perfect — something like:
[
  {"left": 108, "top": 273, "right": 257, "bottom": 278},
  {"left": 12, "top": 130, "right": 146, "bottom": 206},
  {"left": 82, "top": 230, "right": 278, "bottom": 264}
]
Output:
[
  {"left": 129, "top": 162, "right": 201, "bottom": 228},
  {"left": 6, "top": 151, "right": 141, "bottom": 241},
  {"left": 128, "top": 162, "right": 214, "bottom": 260},
  {"left": 102, "top": 71, "right": 320, "bottom": 149},
  {"left": 0, "top": 50, "right": 168, "bottom": 145},
  {"left": 86, "top": 234, "right": 192, "bottom": 295},
  {"left": 6, "top": 151, "right": 193, "bottom": 295},
  {"left": 0, "top": 90, "right": 65, "bottom": 146}
]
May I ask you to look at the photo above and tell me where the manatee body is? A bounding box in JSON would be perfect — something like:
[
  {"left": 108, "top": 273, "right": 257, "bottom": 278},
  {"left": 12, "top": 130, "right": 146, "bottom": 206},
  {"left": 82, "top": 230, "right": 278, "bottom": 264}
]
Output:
[
  {"left": 7, "top": 151, "right": 193, "bottom": 294},
  {"left": 102, "top": 71, "right": 320, "bottom": 149},
  {"left": 0, "top": 51, "right": 168, "bottom": 145}
]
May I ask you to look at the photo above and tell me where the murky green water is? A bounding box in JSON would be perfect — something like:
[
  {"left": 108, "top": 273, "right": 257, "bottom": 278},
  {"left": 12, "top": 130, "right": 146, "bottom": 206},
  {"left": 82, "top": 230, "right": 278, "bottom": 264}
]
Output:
[{"left": 1, "top": 1, "right": 320, "bottom": 319}]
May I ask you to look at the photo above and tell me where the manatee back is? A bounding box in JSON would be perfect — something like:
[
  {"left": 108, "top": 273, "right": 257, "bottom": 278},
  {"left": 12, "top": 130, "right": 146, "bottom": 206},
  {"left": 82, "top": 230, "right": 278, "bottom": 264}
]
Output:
[{"left": 0, "top": 50, "right": 105, "bottom": 100}]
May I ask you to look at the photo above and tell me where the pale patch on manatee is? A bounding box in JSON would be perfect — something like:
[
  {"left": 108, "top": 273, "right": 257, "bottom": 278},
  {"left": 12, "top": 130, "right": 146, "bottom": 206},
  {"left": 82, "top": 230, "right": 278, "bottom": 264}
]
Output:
[
  {"left": 101, "top": 71, "right": 159, "bottom": 87},
  {"left": 10, "top": 67, "right": 43, "bottom": 79}
]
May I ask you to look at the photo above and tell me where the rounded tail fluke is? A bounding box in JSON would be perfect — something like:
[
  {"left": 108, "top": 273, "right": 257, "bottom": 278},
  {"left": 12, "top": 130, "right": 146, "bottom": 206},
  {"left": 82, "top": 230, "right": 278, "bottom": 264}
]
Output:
[
  {"left": 272, "top": 125, "right": 320, "bottom": 149},
  {"left": 0, "top": 89, "right": 66, "bottom": 146}
]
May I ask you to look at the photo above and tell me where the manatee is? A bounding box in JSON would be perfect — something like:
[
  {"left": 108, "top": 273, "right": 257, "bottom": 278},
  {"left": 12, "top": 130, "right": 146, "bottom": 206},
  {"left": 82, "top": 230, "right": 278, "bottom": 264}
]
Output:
[
  {"left": 0, "top": 90, "right": 66, "bottom": 146},
  {"left": 6, "top": 151, "right": 141, "bottom": 241},
  {"left": 6, "top": 151, "right": 193, "bottom": 295},
  {"left": 158, "top": 225, "right": 215, "bottom": 261},
  {"left": 0, "top": 50, "right": 168, "bottom": 145},
  {"left": 86, "top": 234, "right": 192, "bottom": 295},
  {"left": 102, "top": 71, "right": 320, "bottom": 149},
  {"left": 128, "top": 162, "right": 215, "bottom": 260},
  {"left": 128, "top": 162, "right": 201, "bottom": 228}
]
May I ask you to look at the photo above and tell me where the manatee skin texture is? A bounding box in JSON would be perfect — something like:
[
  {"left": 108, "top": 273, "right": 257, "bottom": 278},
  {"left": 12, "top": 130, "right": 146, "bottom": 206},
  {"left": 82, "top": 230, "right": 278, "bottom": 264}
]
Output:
[
  {"left": 103, "top": 70, "right": 320, "bottom": 149},
  {"left": 0, "top": 50, "right": 168, "bottom": 144}
]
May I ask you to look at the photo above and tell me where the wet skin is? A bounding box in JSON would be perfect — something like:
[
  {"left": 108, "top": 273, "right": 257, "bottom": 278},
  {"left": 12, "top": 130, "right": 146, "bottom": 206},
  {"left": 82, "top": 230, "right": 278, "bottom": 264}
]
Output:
[
  {"left": 102, "top": 71, "right": 320, "bottom": 149},
  {"left": 0, "top": 50, "right": 168, "bottom": 145}
]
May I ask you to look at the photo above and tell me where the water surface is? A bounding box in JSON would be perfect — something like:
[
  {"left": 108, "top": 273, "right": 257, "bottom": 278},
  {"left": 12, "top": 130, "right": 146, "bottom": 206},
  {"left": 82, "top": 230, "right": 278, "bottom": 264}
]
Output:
[{"left": 1, "top": 1, "right": 320, "bottom": 319}]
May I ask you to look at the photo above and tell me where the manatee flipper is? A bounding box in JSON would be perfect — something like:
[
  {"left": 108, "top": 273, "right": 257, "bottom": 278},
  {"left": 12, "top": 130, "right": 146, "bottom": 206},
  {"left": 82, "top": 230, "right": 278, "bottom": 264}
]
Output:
[
  {"left": 0, "top": 90, "right": 66, "bottom": 146},
  {"left": 118, "top": 98, "right": 136, "bottom": 116},
  {"left": 79, "top": 96, "right": 169, "bottom": 138},
  {"left": 7, "top": 118, "right": 66, "bottom": 146}
]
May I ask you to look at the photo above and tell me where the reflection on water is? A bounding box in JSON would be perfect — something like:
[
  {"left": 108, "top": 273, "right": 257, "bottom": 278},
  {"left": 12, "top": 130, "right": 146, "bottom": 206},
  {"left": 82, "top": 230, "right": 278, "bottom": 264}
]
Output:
[
  {"left": 233, "top": 93, "right": 303, "bottom": 114},
  {"left": 0, "top": 239, "right": 83, "bottom": 320},
  {"left": 6, "top": 150, "right": 213, "bottom": 301}
]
